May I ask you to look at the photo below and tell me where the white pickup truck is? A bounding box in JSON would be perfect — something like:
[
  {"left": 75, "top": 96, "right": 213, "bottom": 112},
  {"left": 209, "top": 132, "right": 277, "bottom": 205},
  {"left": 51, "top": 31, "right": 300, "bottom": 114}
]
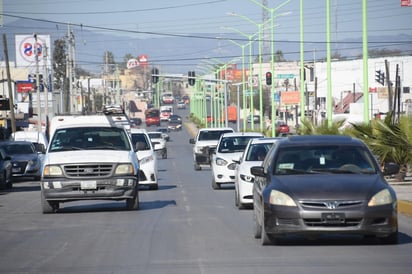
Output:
[
  {"left": 40, "top": 115, "right": 140, "bottom": 213},
  {"left": 189, "top": 127, "right": 234, "bottom": 170}
]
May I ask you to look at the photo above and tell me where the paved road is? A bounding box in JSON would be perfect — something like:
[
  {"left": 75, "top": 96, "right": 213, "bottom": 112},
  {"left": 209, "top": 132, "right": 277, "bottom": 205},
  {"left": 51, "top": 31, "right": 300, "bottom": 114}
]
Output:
[{"left": 0, "top": 114, "right": 412, "bottom": 273}]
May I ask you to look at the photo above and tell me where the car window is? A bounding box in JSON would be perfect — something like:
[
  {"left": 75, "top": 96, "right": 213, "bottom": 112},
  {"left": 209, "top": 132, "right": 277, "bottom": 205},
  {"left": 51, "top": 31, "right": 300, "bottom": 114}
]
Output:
[
  {"left": 198, "top": 130, "right": 233, "bottom": 141},
  {"left": 273, "top": 145, "right": 377, "bottom": 175},
  {"left": 131, "top": 134, "right": 151, "bottom": 150},
  {"left": 245, "top": 143, "right": 272, "bottom": 161},
  {"left": 218, "top": 136, "right": 259, "bottom": 153}
]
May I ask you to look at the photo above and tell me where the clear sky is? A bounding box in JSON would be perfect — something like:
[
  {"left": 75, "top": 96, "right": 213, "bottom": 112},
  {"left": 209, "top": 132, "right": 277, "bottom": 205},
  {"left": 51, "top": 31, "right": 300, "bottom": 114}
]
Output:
[{"left": 2, "top": 0, "right": 412, "bottom": 72}]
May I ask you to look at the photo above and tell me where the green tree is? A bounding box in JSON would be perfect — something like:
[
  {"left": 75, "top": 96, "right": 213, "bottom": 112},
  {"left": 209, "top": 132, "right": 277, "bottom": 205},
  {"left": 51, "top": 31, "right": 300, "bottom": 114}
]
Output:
[{"left": 275, "top": 50, "right": 285, "bottom": 62}]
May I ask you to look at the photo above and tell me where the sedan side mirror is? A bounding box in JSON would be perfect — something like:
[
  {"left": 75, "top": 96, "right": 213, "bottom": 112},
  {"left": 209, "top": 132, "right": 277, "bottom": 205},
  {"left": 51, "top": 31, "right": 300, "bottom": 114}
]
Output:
[{"left": 250, "top": 166, "right": 265, "bottom": 177}]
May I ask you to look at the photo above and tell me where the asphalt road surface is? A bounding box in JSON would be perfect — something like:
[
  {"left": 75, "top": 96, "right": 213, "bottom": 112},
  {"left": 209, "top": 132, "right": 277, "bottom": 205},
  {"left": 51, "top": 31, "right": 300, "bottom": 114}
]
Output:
[{"left": 1, "top": 117, "right": 412, "bottom": 274}]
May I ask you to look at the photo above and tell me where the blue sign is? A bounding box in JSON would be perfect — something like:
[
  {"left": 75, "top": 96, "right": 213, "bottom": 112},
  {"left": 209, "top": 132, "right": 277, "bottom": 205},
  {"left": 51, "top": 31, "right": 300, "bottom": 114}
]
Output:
[{"left": 277, "top": 74, "right": 295, "bottom": 79}]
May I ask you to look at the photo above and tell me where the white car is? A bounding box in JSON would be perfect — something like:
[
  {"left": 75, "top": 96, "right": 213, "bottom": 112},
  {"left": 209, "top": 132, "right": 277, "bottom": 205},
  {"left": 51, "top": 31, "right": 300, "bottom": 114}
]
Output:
[
  {"left": 189, "top": 127, "right": 234, "bottom": 170},
  {"left": 130, "top": 128, "right": 159, "bottom": 190},
  {"left": 234, "top": 137, "right": 280, "bottom": 209},
  {"left": 211, "top": 132, "right": 264, "bottom": 189},
  {"left": 148, "top": 131, "right": 167, "bottom": 159}
]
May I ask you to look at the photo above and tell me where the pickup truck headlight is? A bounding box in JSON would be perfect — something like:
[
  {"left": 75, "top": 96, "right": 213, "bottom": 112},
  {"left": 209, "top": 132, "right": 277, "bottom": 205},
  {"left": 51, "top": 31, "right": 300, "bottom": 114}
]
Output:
[
  {"left": 115, "top": 164, "right": 134, "bottom": 175},
  {"left": 43, "top": 165, "right": 63, "bottom": 176}
]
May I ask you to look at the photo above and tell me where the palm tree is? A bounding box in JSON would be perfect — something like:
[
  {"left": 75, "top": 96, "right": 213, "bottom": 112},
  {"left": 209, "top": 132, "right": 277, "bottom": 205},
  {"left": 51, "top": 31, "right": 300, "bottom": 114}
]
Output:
[{"left": 349, "top": 112, "right": 412, "bottom": 181}]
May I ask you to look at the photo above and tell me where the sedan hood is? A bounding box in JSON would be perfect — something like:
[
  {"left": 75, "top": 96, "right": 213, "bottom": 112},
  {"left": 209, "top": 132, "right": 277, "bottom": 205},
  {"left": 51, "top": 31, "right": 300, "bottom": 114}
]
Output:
[{"left": 273, "top": 174, "right": 387, "bottom": 200}]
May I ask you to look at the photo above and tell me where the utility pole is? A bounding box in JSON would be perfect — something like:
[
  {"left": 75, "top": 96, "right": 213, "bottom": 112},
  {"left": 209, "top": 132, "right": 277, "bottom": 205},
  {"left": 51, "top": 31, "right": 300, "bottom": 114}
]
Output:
[
  {"left": 34, "top": 34, "right": 42, "bottom": 132},
  {"left": 2, "top": 34, "right": 16, "bottom": 134}
]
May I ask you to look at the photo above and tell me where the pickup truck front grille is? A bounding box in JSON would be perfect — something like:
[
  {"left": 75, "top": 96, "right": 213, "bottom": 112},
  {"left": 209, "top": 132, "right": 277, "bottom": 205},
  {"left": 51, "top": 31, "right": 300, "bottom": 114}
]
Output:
[{"left": 64, "top": 164, "right": 114, "bottom": 178}]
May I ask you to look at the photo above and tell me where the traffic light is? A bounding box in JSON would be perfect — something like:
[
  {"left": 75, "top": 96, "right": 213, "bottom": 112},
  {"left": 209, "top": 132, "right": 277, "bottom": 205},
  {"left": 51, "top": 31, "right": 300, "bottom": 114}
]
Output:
[
  {"left": 375, "top": 70, "right": 385, "bottom": 86},
  {"left": 188, "top": 71, "right": 196, "bottom": 86},
  {"left": 151, "top": 68, "right": 159, "bottom": 83},
  {"left": 265, "top": 71, "right": 272, "bottom": 85}
]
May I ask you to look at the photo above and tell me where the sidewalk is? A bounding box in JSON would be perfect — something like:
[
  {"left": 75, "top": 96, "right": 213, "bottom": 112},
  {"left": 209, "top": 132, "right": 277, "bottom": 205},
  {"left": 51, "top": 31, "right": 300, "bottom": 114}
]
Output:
[{"left": 184, "top": 122, "right": 412, "bottom": 216}]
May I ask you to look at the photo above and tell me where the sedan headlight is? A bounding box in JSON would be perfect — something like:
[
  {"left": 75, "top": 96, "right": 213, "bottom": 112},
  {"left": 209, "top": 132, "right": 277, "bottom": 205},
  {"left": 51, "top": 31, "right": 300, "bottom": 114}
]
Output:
[
  {"left": 43, "top": 165, "right": 63, "bottom": 176},
  {"left": 240, "top": 174, "right": 254, "bottom": 183},
  {"left": 140, "top": 155, "right": 154, "bottom": 165},
  {"left": 115, "top": 164, "right": 134, "bottom": 175},
  {"left": 368, "top": 189, "right": 393, "bottom": 206},
  {"left": 216, "top": 157, "right": 228, "bottom": 166},
  {"left": 269, "top": 190, "right": 297, "bottom": 206}
]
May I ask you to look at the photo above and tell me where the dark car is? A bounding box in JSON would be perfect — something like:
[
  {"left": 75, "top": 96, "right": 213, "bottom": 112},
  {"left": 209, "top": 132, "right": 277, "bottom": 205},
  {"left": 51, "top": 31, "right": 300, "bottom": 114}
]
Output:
[
  {"left": 0, "top": 141, "right": 43, "bottom": 181},
  {"left": 130, "top": 117, "right": 142, "bottom": 127},
  {"left": 251, "top": 135, "right": 399, "bottom": 245},
  {"left": 0, "top": 148, "right": 12, "bottom": 189},
  {"left": 168, "top": 119, "right": 182, "bottom": 131}
]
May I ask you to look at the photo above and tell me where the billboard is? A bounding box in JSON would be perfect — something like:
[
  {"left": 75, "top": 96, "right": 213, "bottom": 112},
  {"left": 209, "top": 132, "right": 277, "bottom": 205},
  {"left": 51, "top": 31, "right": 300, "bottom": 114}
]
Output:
[{"left": 15, "top": 34, "right": 52, "bottom": 68}]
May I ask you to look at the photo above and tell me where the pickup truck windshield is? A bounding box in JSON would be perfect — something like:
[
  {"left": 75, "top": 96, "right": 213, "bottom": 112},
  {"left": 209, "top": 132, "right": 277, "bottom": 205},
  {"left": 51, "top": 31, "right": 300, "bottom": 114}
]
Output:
[{"left": 49, "top": 127, "right": 131, "bottom": 152}]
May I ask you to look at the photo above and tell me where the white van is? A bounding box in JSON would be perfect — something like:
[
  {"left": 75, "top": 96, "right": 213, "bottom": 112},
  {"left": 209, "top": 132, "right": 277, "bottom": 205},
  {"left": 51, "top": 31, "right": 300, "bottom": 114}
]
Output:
[
  {"left": 40, "top": 115, "right": 140, "bottom": 213},
  {"left": 10, "top": 131, "right": 48, "bottom": 152}
]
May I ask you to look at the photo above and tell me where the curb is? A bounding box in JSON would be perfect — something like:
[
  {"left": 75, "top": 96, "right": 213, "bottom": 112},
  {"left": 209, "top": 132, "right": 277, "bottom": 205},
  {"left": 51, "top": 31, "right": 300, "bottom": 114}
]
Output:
[{"left": 399, "top": 200, "right": 412, "bottom": 217}]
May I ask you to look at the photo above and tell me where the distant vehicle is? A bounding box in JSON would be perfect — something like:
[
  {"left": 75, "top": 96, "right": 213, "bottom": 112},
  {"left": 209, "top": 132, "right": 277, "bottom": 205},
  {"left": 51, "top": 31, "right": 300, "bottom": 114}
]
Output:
[
  {"left": 182, "top": 95, "right": 190, "bottom": 104},
  {"left": 177, "top": 100, "right": 186, "bottom": 109},
  {"left": 276, "top": 121, "right": 290, "bottom": 135},
  {"left": 148, "top": 131, "right": 167, "bottom": 159},
  {"left": 168, "top": 119, "right": 182, "bottom": 131},
  {"left": 207, "top": 115, "right": 214, "bottom": 123},
  {"left": 160, "top": 105, "right": 173, "bottom": 121},
  {"left": 156, "top": 127, "right": 170, "bottom": 141},
  {"left": 168, "top": 114, "right": 182, "bottom": 123},
  {"left": 211, "top": 132, "right": 264, "bottom": 189},
  {"left": 0, "top": 148, "right": 12, "bottom": 189},
  {"left": 221, "top": 105, "right": 237, "bottom": 123},
  {"left": 251, "top": 135, "right": 399, "bottom": 245},
  {"left": 161, "top": 92, "right": 174, "bottom": 104},
  {"left": 10, "top": 130, "right": 49, "bottom": 149},
  {"left": 145, "top": 108, "right": 161, "bottom": 126},
  {"left": 129, "top": 117, "right": 142, "bottom": 127},
  {"left": 233, "top": 137, "right": 280, "bottom": 209},
  {"left": 0, "top": 141, "right": 43, "bottom": 181},
  {"left": 130, "top": 128, "right": 158, "bottom": 190},
  {"left": 189, "top": 127, "right": 235, "bottom": 170},
  {"left": 247, "top": 115, "right": 260, "bottom": 123}
]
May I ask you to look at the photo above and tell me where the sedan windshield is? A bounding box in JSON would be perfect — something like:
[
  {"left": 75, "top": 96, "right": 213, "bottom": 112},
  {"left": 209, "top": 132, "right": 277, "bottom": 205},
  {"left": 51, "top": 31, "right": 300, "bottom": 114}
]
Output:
[{"left": 273, "top": 145, "right": 377, "bottom": 175}]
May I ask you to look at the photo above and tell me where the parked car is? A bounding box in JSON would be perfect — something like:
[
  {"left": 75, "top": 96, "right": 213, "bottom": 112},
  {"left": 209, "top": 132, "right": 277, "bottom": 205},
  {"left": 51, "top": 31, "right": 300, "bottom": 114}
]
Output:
[
  {"left": 251, "top": 135, "right": 399, "bottom": 245},
  {"left": 130, "top": 117, "right": 142, "bottom": 127},
  {"left": 0, "top": 148, "right": 12, "bottom": 189},
  {"left": 189, "top": 127, "right": 234, "bottom": 170},
  {"left": 130, "top": 128, "right": 158, "bottom": 190},
  {"left": 233, "top": 137, "right": 280, "bottom": 209},
  {"left": 148, "top": 131, "right": 167, "bottom": 159},
  {"left": 0, "top": 141, "right": 43, "bottom": 181},
  {"left": 211, "top": 132, "right": 264, "bottom": 189}
]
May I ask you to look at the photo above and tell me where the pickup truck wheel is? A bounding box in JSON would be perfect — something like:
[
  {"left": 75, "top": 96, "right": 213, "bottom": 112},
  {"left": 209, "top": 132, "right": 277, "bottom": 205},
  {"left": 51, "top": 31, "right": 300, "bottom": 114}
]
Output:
[
  {"left": 149, "top": 184, "right": 158, "bottom": 190},
  {"left": 0, "top": 172, "right": 6, "bottom": 190},
  {"left": 126, "top": 193, "right": 139, "bottom": 210},
  {"left": 194, "top": 163, "right": 201, "bottom": 170},
  {"left": 41, "top": 193, "right": 58, "bottom": 214},
  {"left": 162, "top": 149, "right": 167, "bottom": 159}
]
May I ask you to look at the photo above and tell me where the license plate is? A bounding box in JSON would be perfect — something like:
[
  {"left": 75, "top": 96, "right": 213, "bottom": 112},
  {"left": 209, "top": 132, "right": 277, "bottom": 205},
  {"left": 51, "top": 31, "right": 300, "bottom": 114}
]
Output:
[
  {"left": 321, "top": 212, "right": 345, "bottom": 224},
  {"left": 12, "top": 168, "right": 21, "bottom": 173},
  {"left": 80, "top": 181, "right": 97, "bottom": 190}
]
